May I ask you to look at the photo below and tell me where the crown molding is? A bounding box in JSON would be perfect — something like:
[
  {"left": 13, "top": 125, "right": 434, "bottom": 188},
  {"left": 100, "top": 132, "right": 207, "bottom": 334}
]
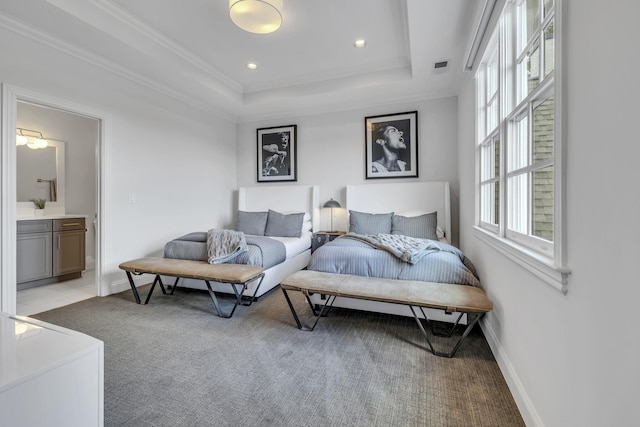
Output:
[
  {"left": 81, "top": 0, "right": 243, "bottom": 94},
  {"left": 244, "top": 56, "right": 411, "bottom": 95},
  {"left": 237, "top": 86, "right": 457, "bottom": 124},
  {"left": 0, "top": 13, "right": 235, "bottom": 121}
]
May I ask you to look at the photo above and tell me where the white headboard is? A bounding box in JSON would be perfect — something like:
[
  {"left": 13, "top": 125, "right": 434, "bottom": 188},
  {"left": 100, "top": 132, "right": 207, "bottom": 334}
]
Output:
[
  {"left": 238, "top": 185, "right": 320, "bottom": 232},
  {"left": 346, "top": 182, "right": 451, "bottom": 242}
]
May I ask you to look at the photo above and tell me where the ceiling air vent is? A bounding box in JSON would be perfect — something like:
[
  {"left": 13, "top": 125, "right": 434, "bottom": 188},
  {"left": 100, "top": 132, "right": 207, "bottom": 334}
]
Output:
[{"left": 434, "top": 61, "right": 448, "bottom": 69}]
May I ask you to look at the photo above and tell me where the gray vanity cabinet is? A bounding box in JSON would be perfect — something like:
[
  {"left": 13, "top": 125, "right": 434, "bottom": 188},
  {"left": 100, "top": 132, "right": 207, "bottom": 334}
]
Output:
[
  {"left": 17, "top": 217, "right": 86, "bottom": 290},
  {"left": 17, "top": 220, "right": 53, "bottom": 286}
]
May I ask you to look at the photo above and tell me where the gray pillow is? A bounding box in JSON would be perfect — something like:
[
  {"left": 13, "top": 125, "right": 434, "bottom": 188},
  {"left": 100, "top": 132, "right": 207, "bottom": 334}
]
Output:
[
  {"left": 348, "top": 210, "right": 393, "bottom": 235},
  {"left": 236, "top": 210, "right": 268, "bottom": 236},
  {"left": 392, "top": 212, "right": 438, "bottom": 240},
  {"left": 265, "top": 209, "right": 304, "bottom": 238}
]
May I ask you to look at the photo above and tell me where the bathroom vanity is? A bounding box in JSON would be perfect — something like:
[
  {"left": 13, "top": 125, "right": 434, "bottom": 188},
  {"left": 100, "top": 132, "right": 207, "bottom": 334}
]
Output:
[{"left": 17, "top": 216, "right": 86, "bottom": 290}]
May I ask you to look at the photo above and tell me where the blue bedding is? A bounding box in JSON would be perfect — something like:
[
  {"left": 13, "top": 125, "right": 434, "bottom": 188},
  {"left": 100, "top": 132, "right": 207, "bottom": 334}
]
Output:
[
  {"left": 307, "top": 235, "right": 480, "bottom": 287},
  {"left": 163, "top": 232, "right": 286, "bottom": 269}
]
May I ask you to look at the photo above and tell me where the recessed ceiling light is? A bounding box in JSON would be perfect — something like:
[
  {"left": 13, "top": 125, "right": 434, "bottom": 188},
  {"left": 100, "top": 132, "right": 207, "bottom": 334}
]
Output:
[
  {"left": 354, "top": 39, "right": 366, "bottom": 48},
  {"left": 246, "top": 63, "right": 258, "bottom": 70}
]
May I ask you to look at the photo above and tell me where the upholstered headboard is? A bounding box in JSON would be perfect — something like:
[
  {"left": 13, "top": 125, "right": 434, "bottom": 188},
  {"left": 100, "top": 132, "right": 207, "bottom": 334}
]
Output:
[
  {"left": 238, "top": 185, "right": 320, "bottom": 232},
  {"left": 346, "top": 182, "right": 452, "bottom": 242}
]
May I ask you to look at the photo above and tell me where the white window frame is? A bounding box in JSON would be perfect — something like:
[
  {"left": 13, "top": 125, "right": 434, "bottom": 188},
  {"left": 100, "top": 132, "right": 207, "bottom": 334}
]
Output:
[
  {"left": 477, "top": 39, "right": 501, "bottom": 235},
  {"left": 474, "top": 0, "right": 570, "bottom": 293}
]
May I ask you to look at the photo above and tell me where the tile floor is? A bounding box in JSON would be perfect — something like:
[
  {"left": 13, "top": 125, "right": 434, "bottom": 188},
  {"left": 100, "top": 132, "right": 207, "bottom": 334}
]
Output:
[{"left": 17, "top": 270, "right": 97, "bottom": 316}]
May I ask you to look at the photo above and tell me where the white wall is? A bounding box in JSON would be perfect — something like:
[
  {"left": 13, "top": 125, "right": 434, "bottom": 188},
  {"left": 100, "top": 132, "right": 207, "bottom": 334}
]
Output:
[
  {"left": 0, "top": 25, "right": 237, "bottom": 299},
  {"left": 458, "top": 1, "right": 640, "bottom": 426},
  {"left": 236, "top": 97, "right": 461, "bottom": 244}
]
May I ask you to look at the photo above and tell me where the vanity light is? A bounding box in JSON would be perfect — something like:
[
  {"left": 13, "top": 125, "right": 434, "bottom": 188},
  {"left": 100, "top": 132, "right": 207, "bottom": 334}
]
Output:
[
  {"left": 17, "top": 128, "right": 48, "bottom": 149},
  {"left": 354, "top": 39, "right": 366, "bottom": 48},
  {"left": 32, "top": 138, "right": 49, "bottom": 149},
  {"left": 229, "top": 0, "right": 283, "bottom": 34},
  {"left": 16, "top": 129, "right": 28, "bottom": 146}
]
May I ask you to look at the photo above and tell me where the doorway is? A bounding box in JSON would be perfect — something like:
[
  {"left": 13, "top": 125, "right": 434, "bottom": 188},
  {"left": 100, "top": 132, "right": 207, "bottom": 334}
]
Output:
[
  {"left": 16, "top": 101, "right": 99, "bottom": 315},
  {"left": 1, "top": 84, "right": 105, "bottom": 314}
]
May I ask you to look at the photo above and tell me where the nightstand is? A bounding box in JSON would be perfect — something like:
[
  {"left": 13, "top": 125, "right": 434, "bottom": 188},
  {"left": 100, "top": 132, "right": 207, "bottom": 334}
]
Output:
[{"left": 312, "top": 231, "right": 346, "bottom": 252}]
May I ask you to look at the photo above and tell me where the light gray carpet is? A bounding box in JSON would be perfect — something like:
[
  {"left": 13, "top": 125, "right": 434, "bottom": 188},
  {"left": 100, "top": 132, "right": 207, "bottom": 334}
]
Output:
[{"left": 33, "top": 284, "right": 524, "bottom": 427}]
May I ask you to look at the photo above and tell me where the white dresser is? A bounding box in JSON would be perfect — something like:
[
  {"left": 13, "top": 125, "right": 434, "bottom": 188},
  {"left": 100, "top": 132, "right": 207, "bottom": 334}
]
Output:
[{"left": 0, "top": 312, "right": 104, "bottom": 426}]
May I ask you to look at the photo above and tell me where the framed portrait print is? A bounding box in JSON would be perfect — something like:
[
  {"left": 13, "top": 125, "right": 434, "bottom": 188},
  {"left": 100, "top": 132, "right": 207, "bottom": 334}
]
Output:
[
  {"left": 365, "top": 111, "right": 418, "bottom": 179},
  {"left": 257, "top": 124, "right": 297, "bottom": 182}
]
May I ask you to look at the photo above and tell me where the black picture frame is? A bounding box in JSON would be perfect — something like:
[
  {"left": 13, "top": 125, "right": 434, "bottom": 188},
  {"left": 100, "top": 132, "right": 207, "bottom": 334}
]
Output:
[
  {"left": 257, "top": 125, "right": 297, "bottom": 182},
  {"left": 365, "top": 111, "right": 418, "bottom": 179}
]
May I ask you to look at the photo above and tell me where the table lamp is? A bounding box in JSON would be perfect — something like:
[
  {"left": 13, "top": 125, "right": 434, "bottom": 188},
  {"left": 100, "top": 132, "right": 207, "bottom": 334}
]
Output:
[{"left": 322, "top": 198, "right": 341, "bottom": 232}]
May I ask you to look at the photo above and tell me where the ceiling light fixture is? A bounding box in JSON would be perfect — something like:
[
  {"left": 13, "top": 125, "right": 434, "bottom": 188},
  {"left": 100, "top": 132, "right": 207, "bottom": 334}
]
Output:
[
  {"left": 16, "top": 128, "right": 48, "bottom": 149},
  {"left": 229, "top": 0, "right": 283, "bottom": 34},
  {"left": 354, "top": 39, "right": 366, "bottom": 48},
  {"left": 247, "top": 63, "right": 258, "bottom": 70}
]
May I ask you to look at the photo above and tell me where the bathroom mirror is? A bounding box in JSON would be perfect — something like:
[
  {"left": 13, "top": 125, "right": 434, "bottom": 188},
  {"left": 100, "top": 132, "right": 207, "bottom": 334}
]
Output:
[{"left": 16, "top": 140, "right": 65, "bottom": 209}]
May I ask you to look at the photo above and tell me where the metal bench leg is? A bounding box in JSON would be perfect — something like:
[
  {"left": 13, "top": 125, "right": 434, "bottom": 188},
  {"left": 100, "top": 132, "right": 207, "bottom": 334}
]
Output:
[
  {"left": 143, "top": 275, "right": 168, "bottom": 305},
  {"left": 125, "top": 271, "right": 142, "bottom": 304},
  {"left": 144, "top": 274, "right": 167, "bottom": 305},
  {"left": 241, "top": 273, "right": 265, "bottom": 306},
  {"left": 169, "top": 277, "right": 180, "bottom": 295},
  {"left": 305, "top": 294, "right": 330, "bottom": 317},
  {"left": 204, "top": 280, "right": 243, "bottom": 318},
  {"left": 126, "top": 272, "right": 168, "bottom": 305},
  {"left": 410, "top": 306, "right": 484, "bottom": 358},
  {"left": 431, "top": 312, "right": 465, "bottom": 338},
  {"left": 157, "top": 276, "right": 168, "bottom": 295},
  {"left": 143, "top": 275, "right": 158, "bottom": 304},
  {"left": 281, "top": 288, "right": 336, "bottom": 331}
]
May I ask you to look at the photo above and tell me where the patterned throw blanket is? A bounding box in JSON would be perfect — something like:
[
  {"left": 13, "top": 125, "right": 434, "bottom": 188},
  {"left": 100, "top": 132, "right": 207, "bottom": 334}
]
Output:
[
  {"left": 341, "top": 232, "right": 441, "bottom": 264},
  {"left": 206, "top": 229, "right": 248, "bottom": 264}
]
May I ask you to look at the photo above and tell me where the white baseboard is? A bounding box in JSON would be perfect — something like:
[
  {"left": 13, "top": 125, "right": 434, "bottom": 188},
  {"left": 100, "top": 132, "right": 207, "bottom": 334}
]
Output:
[
  {"left": 481, "top": 320, "right": 544, "bottom": 427},
  {"left": 108, "top": 276, "right": 144, "bottom": 295},
  {"left": 85, "top": 256, "right": 95, "bottom": 270}
]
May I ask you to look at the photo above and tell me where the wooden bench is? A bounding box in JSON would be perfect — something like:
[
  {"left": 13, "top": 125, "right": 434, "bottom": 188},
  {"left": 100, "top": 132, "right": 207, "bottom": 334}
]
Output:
[
  {"left": 119, "top": 257, "right": 264, "bottom": 318},
  {"left": 280, "top": 270, "right": 493, "bottom": 358}
]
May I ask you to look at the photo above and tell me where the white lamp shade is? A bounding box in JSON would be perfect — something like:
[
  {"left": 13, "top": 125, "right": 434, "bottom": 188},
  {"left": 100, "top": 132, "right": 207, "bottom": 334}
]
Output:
[
  {"left": 34, "top": 138, "right": 48, "bottom": 149},
  {"left": 16, "top": 133, "right": 28, "bottom": 146},
  {"left": 229, "top": 0, "right": 283, "bottom": 34},
  {"left": 27, "top": 138, "right": 48, "bottom": 149}
]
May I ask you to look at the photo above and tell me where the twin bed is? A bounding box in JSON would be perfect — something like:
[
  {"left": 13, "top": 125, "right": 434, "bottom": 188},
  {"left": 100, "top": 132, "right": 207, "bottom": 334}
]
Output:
[
  {"left": 307, "top": 181, "right": 481, "bottom": 323},
  {"left": 162, "top": 185, "right": 319, "bottom": 299}
]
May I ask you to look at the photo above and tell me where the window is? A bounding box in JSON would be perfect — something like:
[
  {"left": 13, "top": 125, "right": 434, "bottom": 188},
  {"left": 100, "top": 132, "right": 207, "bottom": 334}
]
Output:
[{"left": 475, "top": 0, "right": 569, "bottom": 292}]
